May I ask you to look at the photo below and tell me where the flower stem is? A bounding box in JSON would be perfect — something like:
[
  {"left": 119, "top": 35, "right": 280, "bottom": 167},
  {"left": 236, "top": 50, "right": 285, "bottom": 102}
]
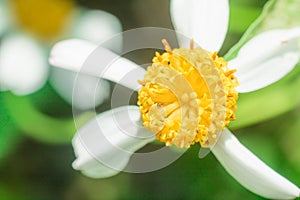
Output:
[{"left": 2, "top": 92, "right": 91, "bottom": 144}]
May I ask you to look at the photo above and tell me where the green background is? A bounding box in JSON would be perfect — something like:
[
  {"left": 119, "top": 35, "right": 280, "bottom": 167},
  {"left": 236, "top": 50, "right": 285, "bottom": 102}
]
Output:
[{"left": 1, "top": 0, "right": 300, "bottom": 199}]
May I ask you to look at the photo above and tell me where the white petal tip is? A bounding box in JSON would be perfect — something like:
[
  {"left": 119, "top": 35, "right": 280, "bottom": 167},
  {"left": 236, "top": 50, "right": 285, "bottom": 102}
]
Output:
[
  {"left": 72, "top": 159, "right": 82, "bottom": 170},
  {"left": 49, "top": 39, "right": 97, "bottom": 72},
  {"left": 70, "top": 106, "right": 154, "bottom": 178},
  {"left": 231, "top": 28, "right": 300, "bottom": 93},
  {"left": 212, "top": 129, "right": 300, "bottom": 199}
]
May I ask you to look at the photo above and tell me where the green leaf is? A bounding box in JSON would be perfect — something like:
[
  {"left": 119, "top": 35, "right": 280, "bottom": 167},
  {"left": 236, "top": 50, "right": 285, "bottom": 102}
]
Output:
[
  {"left": 230, "top": 65, "right": 300, "bottom": 129},
  {"left": 0, "top": 94, "right": 20, "bottom": 165},
  {"left": 2, "top": 92, "right": 94, "bottom": 144},
  {"left": 226, "top": 0, "right": 300, "bottom": 60},
  {"left": 277, "top": 111, "right": 300, "bottom": 175},
  {"left": 226, "top": 0, "right": 300, "bottom": 128},
  {"left": 229, "top": 4, "right": 262, "bottom": 34}
]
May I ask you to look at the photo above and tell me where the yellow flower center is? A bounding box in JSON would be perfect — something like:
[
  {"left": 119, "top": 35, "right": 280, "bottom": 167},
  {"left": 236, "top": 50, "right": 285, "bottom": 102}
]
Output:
[
  {"left": 138, "top": 40, "right": 238, "bottom": 148},
  {"left": 10, "top": 0, "right": 75, "bottom": 40}
]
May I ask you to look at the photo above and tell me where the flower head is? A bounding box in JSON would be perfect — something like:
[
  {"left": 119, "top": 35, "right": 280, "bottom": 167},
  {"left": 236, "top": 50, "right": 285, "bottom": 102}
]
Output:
[
  {"left": 49, "top": 0, "right": 300, "bottom": 199},
  {"left": 138, "top": 40, "right": 238, "bottom": 148},
  {"left": 0, "top": 0, "right": 122, "bottom": 110},
  {"left": 9, "top": 0, "right": 75, "bottom": 40}
]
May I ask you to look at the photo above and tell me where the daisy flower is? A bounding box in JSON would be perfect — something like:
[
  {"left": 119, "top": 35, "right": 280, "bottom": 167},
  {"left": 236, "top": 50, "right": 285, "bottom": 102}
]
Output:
[
  {"left": 0, "top": 0, "right": 121, "bottom": 109},
  {"left": 49, "top": 0, "right": 300, "bottom": 199}
]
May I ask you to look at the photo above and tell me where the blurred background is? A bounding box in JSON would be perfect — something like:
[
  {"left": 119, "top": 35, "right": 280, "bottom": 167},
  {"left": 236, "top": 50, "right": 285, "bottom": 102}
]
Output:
[{"left": 1, "top": 0, "right": 300, "bottom": 199}]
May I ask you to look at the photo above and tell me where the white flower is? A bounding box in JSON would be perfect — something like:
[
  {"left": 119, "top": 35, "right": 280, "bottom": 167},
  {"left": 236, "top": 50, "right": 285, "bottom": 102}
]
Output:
[
  {"left": 0, "top": 0, "right": 121, "bottom": 109},
  {"left": 49, "top": 0, "right": 300, "bottom": 199}
]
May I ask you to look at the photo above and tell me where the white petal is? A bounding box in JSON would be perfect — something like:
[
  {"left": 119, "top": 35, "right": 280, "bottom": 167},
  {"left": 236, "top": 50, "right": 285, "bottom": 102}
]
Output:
[
  {"left": 50, "top": 67, "right": 110, "bottom": 110},
  {"left": 50, "top": 10, "right": 122, "bottom": 106},
  {"left": 49, "top": 39, "right": 145, "bottom": 91},
  {"left": 229, "top": 28, "right": 300, "bottom": 93},
  {"left": 170, "top": 0, "right": 229, "bottom": 52},
  {"left": 212, "top": 129, "right": 300, "bottom": 199},
  {"left": 71, "top": 9, "right": 122, "bottom": 53},
  {"left": 72, "top": 106, "right": 155, "bottom": 178},
  {"left": 49, "top": 39, "right": 96, "bottom": 72},
  {"left": 0, "top": 34, "right": 48, "bottom": 95}
]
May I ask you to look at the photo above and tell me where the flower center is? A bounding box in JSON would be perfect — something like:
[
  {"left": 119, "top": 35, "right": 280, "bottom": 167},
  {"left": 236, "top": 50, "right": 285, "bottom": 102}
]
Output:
[
  {"left": 138, "top": 40, "right": 238, "bottom": 148},
  {"left": 10, "top": 0, "right": 75, "bottom": 40}
]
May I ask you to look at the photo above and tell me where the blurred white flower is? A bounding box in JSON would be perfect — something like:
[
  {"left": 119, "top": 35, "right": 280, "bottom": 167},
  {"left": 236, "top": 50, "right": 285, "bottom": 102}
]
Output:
[
  {"left": 49, "top": 0, "right": 300, "bottom": 199},
  {"left": 0, "top": 34, "right": 47, "bottom": 94},
  {"left": 0, "top": 0, "right": 122, "bottom": 109}
]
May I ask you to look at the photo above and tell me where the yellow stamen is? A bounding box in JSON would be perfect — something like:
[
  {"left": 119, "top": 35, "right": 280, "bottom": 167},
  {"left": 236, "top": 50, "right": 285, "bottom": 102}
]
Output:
[
  {"left": 162, "top": 39, "right": 172, "bottom": 53},
  {"left": 10, "top": 0, "right": 75, "bottom": 41},
  {"left": 138, "top": 40, "right": 239, "bottom": 148},
  {"left": 190, "top": 39, "right": 194, "bottom": 50}
]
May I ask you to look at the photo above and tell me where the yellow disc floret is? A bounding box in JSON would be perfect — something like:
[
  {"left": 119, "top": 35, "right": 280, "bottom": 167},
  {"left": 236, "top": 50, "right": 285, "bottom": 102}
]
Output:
[
  {"left": 138, "top": 40, "right": 238, "bottom": 148},
  {"left": 10, "top": 0, "right": 75, "bottom": 40}
]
